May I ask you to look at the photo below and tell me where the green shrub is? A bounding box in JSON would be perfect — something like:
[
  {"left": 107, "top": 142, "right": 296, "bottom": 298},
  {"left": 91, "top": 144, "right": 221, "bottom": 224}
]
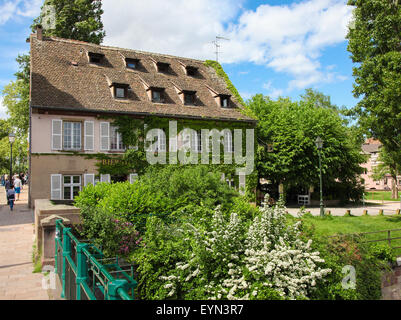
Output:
[
  {"left": 75, "top": 165, "right": 240, "bottom": 256},
  {"left": 308, "top": 235, "right": 387, "bottom": 300}
]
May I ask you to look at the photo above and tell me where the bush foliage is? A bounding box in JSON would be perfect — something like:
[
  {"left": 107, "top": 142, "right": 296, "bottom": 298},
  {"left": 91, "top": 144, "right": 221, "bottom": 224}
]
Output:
[{"left": 75, "top": 166, "right": 391, "bottom": 300}]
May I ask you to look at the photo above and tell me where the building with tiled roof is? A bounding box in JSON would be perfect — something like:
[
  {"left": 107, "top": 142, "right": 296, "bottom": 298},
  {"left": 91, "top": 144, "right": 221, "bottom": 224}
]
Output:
[
  {"left": 360, "top": 138, "right": 401, "bottom": 190},
  {"left": 28, "top": 28, "right": 256, "bottom": 206}
]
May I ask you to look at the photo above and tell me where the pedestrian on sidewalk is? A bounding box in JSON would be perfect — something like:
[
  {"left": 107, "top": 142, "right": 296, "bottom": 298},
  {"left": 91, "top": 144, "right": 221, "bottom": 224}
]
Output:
[
  {"left": 4, "top": 175, "right": 11, "bottom": 204},
  {"left": 7, "top": 185, "right": 15, "bottom": 211},
  {"left": 13, "top": 175, "right": 22, "bottom": 201}
]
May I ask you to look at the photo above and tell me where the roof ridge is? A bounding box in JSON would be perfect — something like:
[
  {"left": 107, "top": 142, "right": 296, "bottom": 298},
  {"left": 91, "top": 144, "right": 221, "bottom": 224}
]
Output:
[{"left": 31, "top": 33, "right": 206, "bottom": 64}]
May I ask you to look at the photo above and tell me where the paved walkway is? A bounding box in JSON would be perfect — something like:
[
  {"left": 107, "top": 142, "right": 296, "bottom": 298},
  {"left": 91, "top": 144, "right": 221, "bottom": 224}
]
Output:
[
  {"left": 286, "top": 200, "right": 401, "bottom": 216},
  {"left": 0, "top": 185, "right": 50, "bottom": 300}
]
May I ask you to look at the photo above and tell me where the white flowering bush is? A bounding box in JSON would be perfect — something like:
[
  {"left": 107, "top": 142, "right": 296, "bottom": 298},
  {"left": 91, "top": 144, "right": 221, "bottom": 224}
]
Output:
[{"left": 160, "top": 197, "right": 331, "bottom": 300}]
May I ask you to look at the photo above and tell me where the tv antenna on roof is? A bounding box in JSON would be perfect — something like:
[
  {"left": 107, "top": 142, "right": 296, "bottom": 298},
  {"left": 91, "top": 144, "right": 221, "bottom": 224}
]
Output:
[{"left": 212, "top": 35, "right": 230, "bottom": 62}]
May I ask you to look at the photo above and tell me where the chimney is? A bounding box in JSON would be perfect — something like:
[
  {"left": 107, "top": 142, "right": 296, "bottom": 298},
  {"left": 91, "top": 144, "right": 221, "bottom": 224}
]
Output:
[{"left": 36, "top": 25, "right": 43, "bottom": 41}]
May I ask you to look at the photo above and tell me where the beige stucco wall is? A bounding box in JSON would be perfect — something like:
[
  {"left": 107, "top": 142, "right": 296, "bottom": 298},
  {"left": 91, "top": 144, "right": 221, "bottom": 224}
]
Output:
[
  {"left": 31, "top": 113, "right": 118, "bottom": 153},
  {"left": 30, "top": 154, "right": 99, "bottom": 206}
]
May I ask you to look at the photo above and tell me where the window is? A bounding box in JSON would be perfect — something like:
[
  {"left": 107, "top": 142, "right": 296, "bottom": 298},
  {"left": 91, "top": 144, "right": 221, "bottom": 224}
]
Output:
[
  {"left": 220, "top": 95, "right": 231, "bottom": 108},
  {"left": 126, "top": 58, "right": 139, "bottom": 70},
  {"left": 63, "top": 121, "right": 81, "bottom": 150},
  {"left": 151, "top": 88, "right": 165, "bottom": 103},
  {"left": 88, "top": 52, "right": 104, "bottom": 64},
  {"left": 150, "top": 130, "right": 166, "bottom": 152},
  {"left": 186, "top": 66, "right": 198, "bottom": 76},
  {"left": 191, "top": 130, "right": 202, "bottom": 153},
  {"left": 110, "top": 125, "right": 125, "bottom": 150},
  {"left": 157, "top": 62, "right": 170, "bottom": 73},
  {"left": 113, "top": 84, "right": 128, "bottom": 99},
  {"left": 226, "top": 179, "right": 235, "bottom": 188},
  {"left": 184, "top": 91, "right": 196, "bottom": 105},
  {"left": 223, "top": 130, "right": 233, "bottom": 153},
  {"left": 63, "top": 175, "right": 81, "bottom": 200}
]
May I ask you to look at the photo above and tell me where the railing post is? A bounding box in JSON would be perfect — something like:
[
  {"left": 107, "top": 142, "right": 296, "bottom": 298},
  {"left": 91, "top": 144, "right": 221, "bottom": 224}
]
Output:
[
  {"left": 54, "top": 220, "right": 61, "bottom": 275},
  {"left": 76, "top": 243, "right": 88, "bottom": 300},
  {"left": 107, "top": 279, "right": 129, "bottom": 300},
  {"left": 61, "top": 226, "right": 71, "bottom": 299},
  {"left": 388, "top": 230, "right": 391, "bottom": 247}
]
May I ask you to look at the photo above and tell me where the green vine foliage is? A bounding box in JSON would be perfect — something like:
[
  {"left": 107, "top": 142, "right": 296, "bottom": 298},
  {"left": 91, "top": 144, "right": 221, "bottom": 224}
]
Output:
[
  {"left": 204, "top": 60, "right": 246, "bottom": 107},
  {"left": 85, "top": 115, "right": 257, "bottom": 200}
]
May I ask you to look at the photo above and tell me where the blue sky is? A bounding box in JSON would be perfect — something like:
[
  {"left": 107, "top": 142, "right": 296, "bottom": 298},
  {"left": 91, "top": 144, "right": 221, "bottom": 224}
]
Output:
[{"left": 0, "top": 0, "right": 359, "bottom": 119}]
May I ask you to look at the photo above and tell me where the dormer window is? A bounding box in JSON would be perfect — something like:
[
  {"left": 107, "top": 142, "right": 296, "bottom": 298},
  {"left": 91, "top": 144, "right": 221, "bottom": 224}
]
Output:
[
  {"left": 88, "top": 52, "right": 104, "bottom": 64},
  {"left": 151, "top": 88, "right": 165, "bottom": 103},
  {"left": 126, "top": 58, "right": 139, "bottom": 70},
  {"left": 183, "top": 91, "right": 196, "bottom": 105},
  {"left": 186, "top": 66, "right": 198, "bottom": 76},
  {"left": 157, "top": 62, "right": 170, "bottom": 73},
  {"left": 111, "top": 83, "right": 129, "bottom": 99},
  {"left": 220, "top": 95, "right": 231, "bottom": 108}
]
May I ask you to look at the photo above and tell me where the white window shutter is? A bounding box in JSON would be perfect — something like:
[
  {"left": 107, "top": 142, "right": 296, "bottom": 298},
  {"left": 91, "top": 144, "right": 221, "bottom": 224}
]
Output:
[
  {"left": 50, "top": 174, "right": 62, "bottom": 200},
  {"left": 100, "top": 174, "right": 110, "bottom": 183},
  {"left": 221, "top": 173, "right": 225, "bottom": 182},
  {"left": 100, "top": 122, "right": 110, "bottom": 151},
  {"left": 84, "top": 174, "right": 95, "bottom": 186},
  {"left": 84, "top": 121, "right": 94, "bottom": 151},
  {"left": 129, "top": 173, "right": 138, "bottom": 184},
  {"left": 52, "top": 120, "right": 62, "bottom": 150}
]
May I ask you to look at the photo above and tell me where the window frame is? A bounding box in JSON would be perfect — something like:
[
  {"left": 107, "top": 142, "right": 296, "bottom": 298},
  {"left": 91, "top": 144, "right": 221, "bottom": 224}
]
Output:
[
  {"left": 220, "top": 95, "right": 231, "bottom": 108},
  {"left": 183, "top": 91, "right": 196, "bottom": 106},
  {"left": 157, "top": 62, "right": 170, "bottom": 73},
  {"left": 63, "top": 121, "right": 82, "bottom": 151},
  {"left": 113, "top": 84, "right": 128, "bottom": 99},
  {"left": 63, "top": 175, "right": 82, "bottom": 200},
  {"left": 186, "top": 66, "right": 198, "bottom": 76},
  {"left": 88, "top": 52, "right": 104, "bottom": 65},
  {"left": 109, "top": 125, "right": 125, "bottom": 151},
  {"left": 125, "top": 58, "right": 139, "bottom": 70},
  {"left": 151, "top": 88, "right": 165, "bottom": 103}
]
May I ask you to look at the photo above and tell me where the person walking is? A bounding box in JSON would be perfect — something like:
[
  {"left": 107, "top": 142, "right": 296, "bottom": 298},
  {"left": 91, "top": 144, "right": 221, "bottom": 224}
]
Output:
[
  {"left": 13, "top": 175, "right": 22, "bottom": 201},
  {"left": 7, "top": 185, "right": 15, "bottom": 211},
  {"left": 4, "top": 175, "right": 11, "bottom": 205}
]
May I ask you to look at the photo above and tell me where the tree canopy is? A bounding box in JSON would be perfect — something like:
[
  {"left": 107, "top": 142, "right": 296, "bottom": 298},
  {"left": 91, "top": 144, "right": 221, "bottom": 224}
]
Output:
[
  {"left": 247, "top": 91, "right": 365, "bottom": 201},
  {"left": 346, "top": 0, "right": 401, "bottom": 170},
  {"left": 0, "top": 0, "right": 106, "bottom": 174},
  {"left": 32, "top": 0, "right": 105, "bottom": 45}
]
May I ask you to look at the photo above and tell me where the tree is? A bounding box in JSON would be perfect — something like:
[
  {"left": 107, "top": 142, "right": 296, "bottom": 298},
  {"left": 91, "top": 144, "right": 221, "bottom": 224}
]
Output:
[
  {"left": 346, "top": 0, "right": 401, "bottom": 197},
  {"left": 247, "top": 91, "right": 365, "bottom": 202},
  {"left": 1, "top": 0, "right": 106, "bottom": 136},
  {"left": 1, "top": 54, "right": 30, "bottom": 135},
  {"left": 371, "top": 146, "right": 400, "bottom": 199},
  {"left": 32, "top": 0, "right": 105, "bottom": 45}
]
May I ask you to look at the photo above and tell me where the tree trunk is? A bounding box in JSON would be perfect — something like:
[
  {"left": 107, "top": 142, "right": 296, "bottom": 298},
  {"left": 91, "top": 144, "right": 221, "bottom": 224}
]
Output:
[{"left": 391, "top": 175, "right": 398, "bottom": 199}]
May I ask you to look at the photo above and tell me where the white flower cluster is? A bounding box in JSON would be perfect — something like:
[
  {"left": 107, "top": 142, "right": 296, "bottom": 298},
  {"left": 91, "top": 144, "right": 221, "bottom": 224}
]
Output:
[{"left": 160, "top": 199, "right": 331, "bottom": 300}]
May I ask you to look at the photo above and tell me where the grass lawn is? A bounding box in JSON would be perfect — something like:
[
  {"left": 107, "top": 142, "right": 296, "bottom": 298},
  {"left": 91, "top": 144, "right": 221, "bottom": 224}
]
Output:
[
  {"left": 365, "top": 191, "right": 400, "bottom": 201},
  {"left": 294, "top": 214, "right": 401, "bottom": 255}
]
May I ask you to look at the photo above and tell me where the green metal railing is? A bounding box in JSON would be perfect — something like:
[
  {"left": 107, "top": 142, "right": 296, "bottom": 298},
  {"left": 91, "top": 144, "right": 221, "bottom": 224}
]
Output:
[{"left": 55, "top": 219, "right": 137, "bottom": 300}]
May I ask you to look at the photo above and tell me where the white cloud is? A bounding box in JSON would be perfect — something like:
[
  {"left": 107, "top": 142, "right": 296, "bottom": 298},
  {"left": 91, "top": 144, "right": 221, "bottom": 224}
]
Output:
[
  {"left": 0, "top": 96, "right": 9, "bottom": 120},
  {"left": 263, "top": 81, "right": 284, "bottom": 99},
  {"left": 224, "top": 0, "right": 353, "bottom": 92},
  {"left": 0, "top": 0, "right": 42, "bottom": 25},
  {"left": 102, "top": 0, "right": 352, "bottom": 95},
  {"left": 102, "top": 0, "right": 244, "bottom": 60}
]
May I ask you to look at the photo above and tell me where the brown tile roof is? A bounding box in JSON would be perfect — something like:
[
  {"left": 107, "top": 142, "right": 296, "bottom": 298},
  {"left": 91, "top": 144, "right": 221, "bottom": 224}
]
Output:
[
  {"left": 30, "top": 34, "right": 255, "bottom": 123},
  {"left": 362, "top": 143, "right": 381, "bottom": 154}
]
